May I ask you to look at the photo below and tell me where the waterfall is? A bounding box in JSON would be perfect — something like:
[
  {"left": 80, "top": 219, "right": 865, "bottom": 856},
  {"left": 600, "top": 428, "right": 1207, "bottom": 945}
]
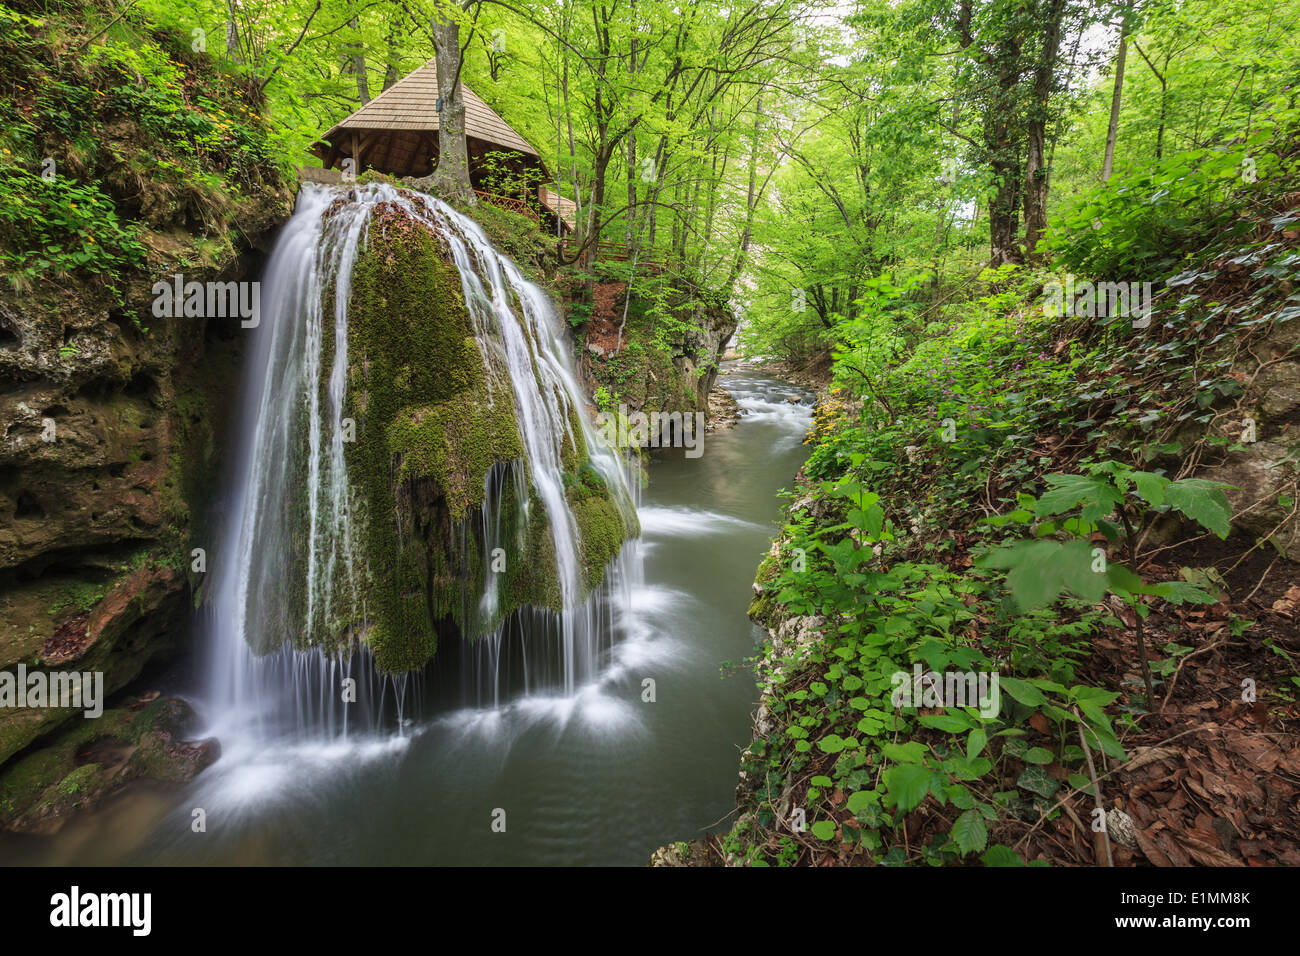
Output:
[{"left": 201, "top": 183, "right": 641, "bottom": 744}]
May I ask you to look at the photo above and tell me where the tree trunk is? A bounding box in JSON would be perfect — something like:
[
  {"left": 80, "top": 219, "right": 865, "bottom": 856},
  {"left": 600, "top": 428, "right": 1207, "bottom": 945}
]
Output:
[
  {"left": 989, "top": 178, "right": 1021, "bottom": 267},
  {"left": 382, "top": 20, "right": 400, "bottom": 91},
  {"left": 1023, "top": 0, "right": 1065, "bottom": 261},
  {"left": 625, "top": 136, "right": 637, "bottom": 251},
  {"left": 350, "top": 18, "right": 370, "bottom": 105},
  {"left": 1134, "top": 39, "right": 1170, "bottom": 161},
  {"left": 226, "top": 19, "right": 241, "bottom": 62},
  {"left": 1101, "top": 5, "right": 1131, "bottom": 182},
  {"left": 431, "top": 9, "right": 474, "bottom": 203},
  {"left": 988, "top": 106, "right": 1022, "bottom": 267},
  {"left": 723, "top": 94, "right": 763, "bottom": 292},
  {"left": 225, "top": 0, "right": 243, "bottom": 62}
]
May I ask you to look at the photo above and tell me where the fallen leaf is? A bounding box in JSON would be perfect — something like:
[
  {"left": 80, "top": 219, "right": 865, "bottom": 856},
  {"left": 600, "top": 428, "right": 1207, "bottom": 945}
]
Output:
[{"left": 1179, "top": 835, "right": 1243, "bottom": 867}]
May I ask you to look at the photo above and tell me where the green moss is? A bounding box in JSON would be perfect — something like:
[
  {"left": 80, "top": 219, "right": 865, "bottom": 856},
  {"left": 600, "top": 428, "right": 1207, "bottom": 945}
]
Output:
[
  {"left": 388, "top": 383, "right": 523, "bottom": 523},
  {"left": 341, "top": 213, "right": 564, "bottom": 671},
  {"left": 748, "top": 549, "right": 782, "bottom": 626},
  {"left": 589, "top": 321, "right": 694, "bottom": 417},
  {"left": 46, "top": 578, "right": 109, "bottom": 616},
  {"left": 340, "top": 222, "right": 473, "bottom": 670},
  {"left": 444, "top": 197, "right": 552, "bottom": 285},
  {"left": 0, "top": 697, "right": 194, "bottom": 829},
  {"left": 311, "top": 199, "right": 637, "bottom": 673},
  {"left": 571, "top": 492, "right": 634, "bottom": 592}
]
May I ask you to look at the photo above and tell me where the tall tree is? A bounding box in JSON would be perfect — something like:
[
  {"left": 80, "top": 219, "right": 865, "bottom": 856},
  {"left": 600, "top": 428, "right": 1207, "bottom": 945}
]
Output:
[
  {"left": 1101, "top": 1, "right": 1135, "bottom": 182},
  {"left": 430, "top": 0, "right": 474, "bottom": 202}
]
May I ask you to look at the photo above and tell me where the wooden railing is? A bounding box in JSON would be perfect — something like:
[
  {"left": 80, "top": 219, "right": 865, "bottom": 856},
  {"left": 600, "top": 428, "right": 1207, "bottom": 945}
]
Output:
[
  {"left": 580, "top": 240, "right": 670, "bottom": 272},
  {"left": 474, "top": 189, "right": 539, "bottom": 222},
  {"left": 561, "top": 238, "right": 676, "bottom": 270}
]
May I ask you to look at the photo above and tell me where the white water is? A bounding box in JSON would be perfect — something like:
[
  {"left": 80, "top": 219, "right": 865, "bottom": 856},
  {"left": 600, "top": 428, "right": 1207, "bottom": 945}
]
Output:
[
  {"left": 1, "top": 369, "right": 815, "bottom": 864},
  {"left": 201, "top": 183, "right": 640, "bottom": 747}
]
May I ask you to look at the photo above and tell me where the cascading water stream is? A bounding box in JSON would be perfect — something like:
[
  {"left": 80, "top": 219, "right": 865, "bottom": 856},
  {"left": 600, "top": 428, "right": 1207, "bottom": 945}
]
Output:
[{"left": 201, "top": 183, "right": 641, "bottom": 746}]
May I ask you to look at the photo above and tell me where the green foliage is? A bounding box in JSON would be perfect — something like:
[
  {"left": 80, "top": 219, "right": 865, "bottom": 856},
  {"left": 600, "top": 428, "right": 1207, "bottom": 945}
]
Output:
[
  {"left": 476, "top": 149, "right": 543, "bottom": 209},
  {"left": 730, "top": 467, "right": 1121, "bottom": 865},
  {"left": 0, "top": 162, "right": 146, "bottom": 285},
  {"left": 1048, "top": 108, "right": 1296, "bottom": 277},
  {"left": 980, "top": 461, "right": 1233, "bottom": 613},
  {"left": 0, "top": 0, "right": 284, "bottom": 292}
]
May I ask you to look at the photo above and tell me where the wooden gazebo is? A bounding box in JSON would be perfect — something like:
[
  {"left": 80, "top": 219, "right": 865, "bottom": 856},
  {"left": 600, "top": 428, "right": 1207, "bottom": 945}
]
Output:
[{"left": 311, "top": 59, "right": 573, "bottom": 232}]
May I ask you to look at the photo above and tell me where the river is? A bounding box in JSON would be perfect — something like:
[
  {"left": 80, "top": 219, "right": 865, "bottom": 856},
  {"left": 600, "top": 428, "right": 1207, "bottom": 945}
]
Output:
[{"left": 2, "top": 367, "right": 811, "bottom": 866}]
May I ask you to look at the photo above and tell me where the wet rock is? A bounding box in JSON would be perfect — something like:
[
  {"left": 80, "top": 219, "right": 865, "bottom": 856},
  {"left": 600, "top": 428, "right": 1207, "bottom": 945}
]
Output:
[{"left": 0, "top": 696, "right": 220, "bottom": 834}]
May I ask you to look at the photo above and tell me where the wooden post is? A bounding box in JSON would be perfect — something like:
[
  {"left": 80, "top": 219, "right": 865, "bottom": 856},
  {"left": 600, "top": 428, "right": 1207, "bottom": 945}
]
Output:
[{"left": 351, "top": 131, "right": 360, "bottom": 175}]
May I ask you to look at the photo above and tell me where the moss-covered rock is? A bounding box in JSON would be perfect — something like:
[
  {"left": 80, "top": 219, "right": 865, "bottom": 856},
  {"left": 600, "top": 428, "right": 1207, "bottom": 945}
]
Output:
[
  {"left": 388, "top": 390, "right": 523, "bottom": 523},
  {"left": 747, "top": 544, "right": 783, "bottom": 627},
  {"left": 0, "top": 695, "right": 218, "bottom": 834},
  {"left": 334, "top": 199, "right": 635, "bottom": 673},
  {"left": 581, "top": 279, "right": 735, "bottom": 419}
]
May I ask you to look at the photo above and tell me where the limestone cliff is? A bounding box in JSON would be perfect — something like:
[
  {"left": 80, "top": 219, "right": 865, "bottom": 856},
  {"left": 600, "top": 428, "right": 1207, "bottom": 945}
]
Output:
[{"left": 0, "top": 2, "right": 292, "bottom": 824}]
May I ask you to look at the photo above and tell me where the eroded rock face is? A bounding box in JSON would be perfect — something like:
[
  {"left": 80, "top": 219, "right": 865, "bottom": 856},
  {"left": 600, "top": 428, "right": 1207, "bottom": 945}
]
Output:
[
  {"left": 0, "top": 198, "right": 292, "bottom": 774},
  {"left": 0, "top": 695, "right": 218, "bottom": 835},
  {"left": 581, "top": 281, "right": 737, "bottom": 418},
  {"left": 1203, "top": 318, "right": 1300, "bottom": 559}
]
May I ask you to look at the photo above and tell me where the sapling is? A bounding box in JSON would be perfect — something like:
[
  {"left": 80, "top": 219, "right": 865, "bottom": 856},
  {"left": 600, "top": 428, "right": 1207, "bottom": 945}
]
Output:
[{"left": 980, "top": 461, "right": 1233, "bottom": 707}]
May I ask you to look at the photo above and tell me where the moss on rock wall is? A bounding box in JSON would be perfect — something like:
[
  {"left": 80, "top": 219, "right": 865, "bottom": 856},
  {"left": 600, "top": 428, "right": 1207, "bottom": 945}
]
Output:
[
  {"left": 337, "top": 200, "right": 634, "bottom": 673},
  {"left": 0, "top": 0, "right": 291, "bottom": 791},
  {"left": 0, "top": 695, "right": 217, "bottom": 834}
]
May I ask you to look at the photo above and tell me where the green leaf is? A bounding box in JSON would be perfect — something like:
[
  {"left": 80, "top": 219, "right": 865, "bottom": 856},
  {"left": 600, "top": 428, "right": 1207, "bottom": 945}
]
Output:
[
  {"left": 1165, "top": 478, "right": 1233, "bottom": 538},
  {"left": 950, "top": 808, "right": 989, "bottom": 855},
  {"left": 966, "top": 727, "right": 988, "bottom": 760},
  {"left": 980, "top": 845, "right": 1025, "bottom": 867},
  {"left": 918, "top": 712, "right": 973, "bottom": 733},
  {"left": 882, "top": 741, "right": 927, "bottom": 763},
  {"left": 1017, "top": 765, "right": 1060, "bottom": 798},
  {"left": 811, "top": 820, "right": 837, "bottom": 841},
  {"left": 846, "top": 790, "right": 876, "bottom": 814},
  {"left": 882, "top": 763, "right": 933, "bottom": 814},
  {"left": 1105, "top": 562, "right": 1143, "bottom": 593},
  {"left": 1034, "top": 474, "right": 1123, "bottom": 519},
  {"left": 981, "top": 539, "right": 1107, "bottom": 610},
  {"left": 1131, "top": 471, "right": 1170, "bottom": 507},
  {"left": 1148, "top": 580, "right": 1217, "bottom": 605},
  {"left": 1000, "top": 677, "right": 1046, "bottom": 707},
  {"left": 1022, "top": 746, "right": 1055, "bottom": 765},
  {"left": 856, "top": 714, "right": 886, "bottom": 735},
  {"left": 817, "top": 734, "right": 846, "bottom": 754}
]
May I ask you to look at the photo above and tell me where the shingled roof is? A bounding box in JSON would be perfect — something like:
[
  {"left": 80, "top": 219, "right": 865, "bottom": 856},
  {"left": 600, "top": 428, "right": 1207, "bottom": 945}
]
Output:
[
  {"left": 314, "top": 58, "right": 539, "bottom": 170},
  {"left": 310, "top": 59, "right": 576, "bottom": 232}
]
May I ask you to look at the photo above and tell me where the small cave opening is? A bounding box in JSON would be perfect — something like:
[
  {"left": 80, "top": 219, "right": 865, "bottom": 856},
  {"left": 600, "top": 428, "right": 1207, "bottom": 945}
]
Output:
[
  {"left": 14, "top": 489, "right": 44, "bottom": 519},
  {"left": 76, "top": 377, "right": 116, "bottom": 400},
  {"left": 108, "top": 308, "right": 139, "bottom": 339},
  {"left": 0, "top": 322, "right": 17, "bottom": 348},
  {"left": 76, "top": 737, "right": 133, "bottom": 772},
  {"left": 124, "top": 371, "right": 155, "bottom": 400}
]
